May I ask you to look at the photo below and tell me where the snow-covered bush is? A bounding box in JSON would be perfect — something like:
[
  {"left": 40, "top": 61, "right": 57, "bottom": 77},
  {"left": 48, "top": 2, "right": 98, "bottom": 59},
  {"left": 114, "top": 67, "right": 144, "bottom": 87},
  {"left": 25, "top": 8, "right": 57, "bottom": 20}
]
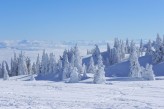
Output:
[{"left": 142, "top": 64, "right": 155, "bottom": 80}]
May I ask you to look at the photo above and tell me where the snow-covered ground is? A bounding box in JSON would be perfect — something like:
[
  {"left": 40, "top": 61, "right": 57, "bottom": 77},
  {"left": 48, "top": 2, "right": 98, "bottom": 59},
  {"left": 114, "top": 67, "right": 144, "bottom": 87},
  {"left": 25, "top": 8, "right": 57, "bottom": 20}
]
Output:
[
  {"left": 1, "top": 39, "right": 163, "bottom": 109},
  {"left": 0, "top": 75, "right": 164, "bottom": 109}
]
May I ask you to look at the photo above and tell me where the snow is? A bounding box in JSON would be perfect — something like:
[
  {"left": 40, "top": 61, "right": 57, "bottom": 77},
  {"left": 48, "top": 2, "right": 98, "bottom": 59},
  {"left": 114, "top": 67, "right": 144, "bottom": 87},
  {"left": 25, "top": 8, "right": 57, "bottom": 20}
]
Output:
[
  {"left": 0, "top": 39, "right": 164, "bottom": 109},
  {"left": 0, "top": 75, "right": 164, "bottom": 109}
]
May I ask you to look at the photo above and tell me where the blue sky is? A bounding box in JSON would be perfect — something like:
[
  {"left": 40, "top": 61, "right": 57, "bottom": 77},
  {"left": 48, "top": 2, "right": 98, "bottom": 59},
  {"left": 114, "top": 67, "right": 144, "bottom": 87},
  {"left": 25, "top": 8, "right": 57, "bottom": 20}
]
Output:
[{"left": 0, "top": 0, "right": 164, "bottom": 41}]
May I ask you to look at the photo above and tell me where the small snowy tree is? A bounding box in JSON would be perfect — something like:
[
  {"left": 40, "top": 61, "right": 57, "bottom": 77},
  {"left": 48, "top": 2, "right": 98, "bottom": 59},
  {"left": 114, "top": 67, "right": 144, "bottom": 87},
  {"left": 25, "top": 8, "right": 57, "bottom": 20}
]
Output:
[
  {"left": 36, "top": 54, "right": 40, "bottom": 74},
  {"left": 129, "top": 45, "right": 141, "bottom": 78},
  {"left": 57, "top": 59, "right": 63, "bottom": 80},
  {"left": 92, "top": 44, "right": 101, "bottom": 64},
  {"left": 81, "top": 64, "right": 88, "bottom": 80},
  {"left": 139, "top": 39, "right": 143, "bottom": 56},
  {"left": 0, "top": 64, "right": 2, "bottom": 77},
  {"left": 30, "top": 74, "right": 35, "bottom": 81},
  {"left": 125, "top": 38, "right": 130, "bottom": 53},
  {"left": 93, "top": 55, "right": 106, "bottom": 84},
  {"left": 69, "top": 67, "right": 79, "bottom": 83},
  {"left": 74, "top": 44, "right": 83, "bottom": 75},
  {"left": 142, "top": 64, "right": 155, "bottom": 80},
  {"left": 62, "top": 54, "right": 70, "bottom": 80},
  {"left": 26, "top": 57, "right": 32, "bottom": 75},
  {"left": 3, "top": 61, "right": 9, "bottom": 80},
  {"left": 10, "top": 52, "right": 18, "bottom": 76},
  {"left": 145, "top": 40, "right": 153, "bottom": 56},
  {"left": 18, "top": 51, "right": 28, "bottom": 75},
  {"left": 49, "top": 53, "right": 56, "bottom": 74},
  {"left": 32, "top": 62, "right": 36, "bottom": 74},
  {"left": 107, "top": 43, "right": 110, "bottom": 53},
  {"left": 87, "top": 57, "right": 95, "bottom": 73}
]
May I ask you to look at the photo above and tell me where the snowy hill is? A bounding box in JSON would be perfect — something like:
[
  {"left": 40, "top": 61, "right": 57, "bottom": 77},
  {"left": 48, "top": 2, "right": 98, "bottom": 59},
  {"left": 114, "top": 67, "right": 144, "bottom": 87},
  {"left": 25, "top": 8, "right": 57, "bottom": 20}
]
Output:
[
  {"left": 105, "top": 55, "right": 164, "bottom": 77},
  {"left": 83, "top": 54, "right": 164, "bottom": 77}
]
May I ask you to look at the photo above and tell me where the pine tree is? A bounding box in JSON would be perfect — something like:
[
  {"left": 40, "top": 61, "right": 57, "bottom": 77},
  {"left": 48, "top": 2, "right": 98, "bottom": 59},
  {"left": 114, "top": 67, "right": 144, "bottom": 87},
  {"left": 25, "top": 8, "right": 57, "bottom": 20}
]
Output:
[
  {"left": 126, "top": 38, "right": 130, "bottom": 53},
  {"left": 69, "top": 67, "right": 79, "bottom": 83},
  {"left": 93, "top": 55, "right": 106, "bottom": 84},
  {"left": 107, "top": 43, "right": 110, "bottom": 53},
  {"left": 70, "top": 53, "right": 75, "bottom": 67},
  {"left": 32, "top": 62, "right": 36, "bottom": 74},
  {"left": 41, "top": 50, "right": 49, "bottom": 75},
  {"left": 18, "top": 51, "right": 28, "bottom": 75},
  {"left": 92, "top": 44, "right": 101, "bottom": 64},
  {"left": 129, "top": 45, "right": 141, "bottom": 78},
  {"left": 139, "top": 39, "right": 143, "bottom": 56},
  {"left": 26, "top": 57, "right": 32, "bottom": 75},
  {"left": 82, "top": 64, "right": 88, "bottom": 80},
  {"left": 74, "top": 44, "right": 83, "bottom": 73},
  {"left": 0, "top": 64, "right": 2, "bottom": 77},
  {"left": 49, "top": 53, "right": 56, "bottom": 74},
  {"left": 36, "top": 54, "right": 40, "bottom": 74},
  {"left": 57, "top": 59, "right": 63, "bottom": 80},
  {"left": 30, "top": 74, "right": 36, "bottom": 81},
  {"left": 145, "top": 40, "right": 153, "bottom": 56},
  {"left": 62, "top": 54, "right": 70, "bottom": 80},
  {"left": 11, "top": 52, "right": 18, "bottom": 76},
  {"left": 87, "top": 57, "right": 95, "bottom": 73},
  {"left": 3, "top": 61, "right": 9, "bottom": 80}
]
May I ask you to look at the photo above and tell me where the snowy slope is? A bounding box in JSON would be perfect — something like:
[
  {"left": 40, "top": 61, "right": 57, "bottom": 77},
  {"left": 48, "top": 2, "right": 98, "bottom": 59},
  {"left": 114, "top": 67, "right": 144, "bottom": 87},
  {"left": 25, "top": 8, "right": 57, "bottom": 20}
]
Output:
[
  {"left": 0, "top": 75, "right": 164, "bottom": 109},
  {"left": 105, "top": 55, "right": 152, "bottom": 77},
  {"left": 105, "top": 55, "right": 164, "bottom": 77}
]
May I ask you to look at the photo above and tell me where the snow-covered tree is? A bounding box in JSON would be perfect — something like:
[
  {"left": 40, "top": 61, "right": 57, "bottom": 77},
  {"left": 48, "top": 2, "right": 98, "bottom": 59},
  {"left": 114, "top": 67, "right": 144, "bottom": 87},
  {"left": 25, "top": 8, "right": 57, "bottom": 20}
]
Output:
[
  {"left": 36, "top": 54, "right": 40, "bottom": 74},
  {"left": 92, "top": 44, "right": 101, "bottom": 64},
  {"left": 69, "top": 67, "right": 79, "bottom": 83},
  {"left": 93, "top": 55, "right": 106, "bottom": 84},
  {"left": 62, "top": 54, "right": 70, "bottom": 80},
  {"left": 30, "top": 74, "right": 35, "bottom": 81},
  {"left": 3, "top": 61, "right": 9, "bottom": 80},
  {"left": 107, "top": 39, "right": 126, "bottom": 65},
  {"left": 32, "top": 62, "right": 36, "bottom": 74},
  {"left": 74, "top": 44, "right": 83, "bottom": 74},
  {"left": 81, "top": 64, "right": 88, "bottom": 80},
  {"left": 0, "top": 64, "right": 2, "bottom": 77},
  {"left": 151, "top": 34, "right": 164, "bottom": 64},
  {"left": 139, "top": 39, "right": 144, "bottom": 56},
  {"left": 107, "top": 43, "right": 110, "bottom": 53},
  {"left": 10, "top": 53, "right": 18, "bottom": 76},
  {"left": 57, "top": 59, "right": 63, "bottom": 80},
  {"left": 70, "top": 53, "right": 75, "bottom": 67},
  {"left": 26, "top": 57, "right": 32, "bottom": 75},
  {"left": 125, "top": 38, "right": 130, "bottom": 53},
  {"left": 120, "top": 40, "right": 126, "bottom": 59},
  {"left": 155, "top": 33, "right": 162, "bottom": 48},
  {"left": 48, "top": 53, "right": 56, "bottom": 74},
  {"left": 87, "top": 57, "right": 95, "bottom": 73},
  {"left": 18, "top": 51, "right": 28, "bottom": 75},
  {"left": 142, "top": 64, "right": 155, "bottom": 80},
  {"left": 40, "top": 50, "right": 49, "bottom": 75},
  {"left": 145, "top": 40, "right": 153, "bottom": 56},
  {"left": 129, "top": 45, "right": 141, "bottom": 78},
  {"left": 163, "top": 35, "right": 164, "bottom": 44},
  {"left": 114, "top": 38, "right": 119, "bottom": 49}
]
